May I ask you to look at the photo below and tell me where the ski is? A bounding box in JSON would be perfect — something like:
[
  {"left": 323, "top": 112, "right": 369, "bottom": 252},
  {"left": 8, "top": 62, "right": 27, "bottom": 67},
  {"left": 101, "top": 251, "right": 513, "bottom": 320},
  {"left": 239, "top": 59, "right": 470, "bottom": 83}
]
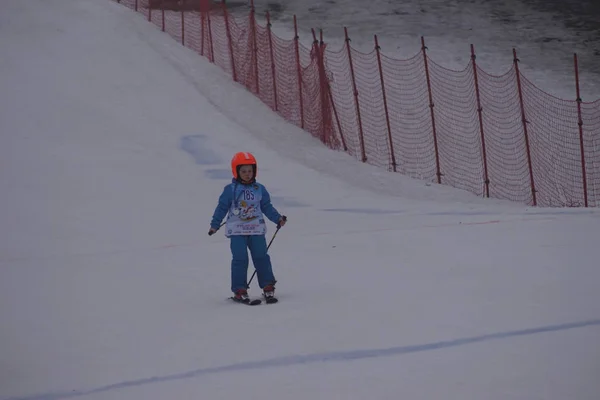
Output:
[
  {"left": 227, "top": 294, "right": 278, "bottom": 305},
  {"left": 229, "top": 297, "right": 262, "bottom": 306}
]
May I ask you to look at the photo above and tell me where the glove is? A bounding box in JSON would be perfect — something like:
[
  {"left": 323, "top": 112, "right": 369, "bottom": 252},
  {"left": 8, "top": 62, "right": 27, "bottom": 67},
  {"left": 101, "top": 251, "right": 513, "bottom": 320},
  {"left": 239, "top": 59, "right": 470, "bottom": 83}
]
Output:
[
  {"left": 277, "top": 216, "right": 287, "bottom": 228},
  {"left": 208, "top": 228, "right": 217, "bottom": 236}
]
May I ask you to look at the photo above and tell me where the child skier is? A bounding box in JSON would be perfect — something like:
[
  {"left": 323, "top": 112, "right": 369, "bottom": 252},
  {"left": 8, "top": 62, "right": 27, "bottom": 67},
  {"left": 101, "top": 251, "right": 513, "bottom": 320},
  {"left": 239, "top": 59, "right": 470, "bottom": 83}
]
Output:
[{"left": 208, "top": 152, "right": 287, "bottom": 304}]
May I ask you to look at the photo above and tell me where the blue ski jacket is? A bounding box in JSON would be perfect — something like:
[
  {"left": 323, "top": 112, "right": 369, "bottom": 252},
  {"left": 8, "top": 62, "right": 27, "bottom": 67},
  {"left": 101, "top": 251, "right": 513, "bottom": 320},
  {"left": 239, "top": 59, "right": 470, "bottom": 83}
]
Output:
[{"left": 210, "top": 179, "right": 282, "bottom": 234}]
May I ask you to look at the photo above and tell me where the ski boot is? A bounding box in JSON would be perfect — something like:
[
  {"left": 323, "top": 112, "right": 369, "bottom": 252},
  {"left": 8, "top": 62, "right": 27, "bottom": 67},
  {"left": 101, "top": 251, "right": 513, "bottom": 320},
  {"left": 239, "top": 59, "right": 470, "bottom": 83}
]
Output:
[
  {"left": 262, "top": 284, "right": 278, "bottom": 304},
  {"left": 232, "top": 288, "right": 250, "bottom": 304},
  {"left": 231, "top": 288, "right": 261, "bottom": 305}
]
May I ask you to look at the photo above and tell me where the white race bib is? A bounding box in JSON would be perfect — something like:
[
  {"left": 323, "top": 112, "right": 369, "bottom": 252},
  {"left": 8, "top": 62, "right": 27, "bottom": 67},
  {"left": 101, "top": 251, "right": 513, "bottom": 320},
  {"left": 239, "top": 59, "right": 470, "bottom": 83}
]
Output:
[{"left": 225, "top": 185, "right": 266, "bottom": 236}]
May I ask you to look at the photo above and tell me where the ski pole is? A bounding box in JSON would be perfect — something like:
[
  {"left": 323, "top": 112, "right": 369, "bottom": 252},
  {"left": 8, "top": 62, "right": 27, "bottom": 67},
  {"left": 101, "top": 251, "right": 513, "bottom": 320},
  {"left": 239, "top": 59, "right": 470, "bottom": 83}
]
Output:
[{"left": 247, "top": 216, "right": 286, "bottom": 288}]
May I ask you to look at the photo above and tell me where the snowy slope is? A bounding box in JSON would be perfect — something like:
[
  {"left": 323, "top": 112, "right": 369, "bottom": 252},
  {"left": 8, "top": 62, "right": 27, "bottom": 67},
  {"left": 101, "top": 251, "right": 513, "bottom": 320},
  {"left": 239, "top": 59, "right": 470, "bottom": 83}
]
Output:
[{"left": 1, "top": 1, "right": 599, "bottom": 400}]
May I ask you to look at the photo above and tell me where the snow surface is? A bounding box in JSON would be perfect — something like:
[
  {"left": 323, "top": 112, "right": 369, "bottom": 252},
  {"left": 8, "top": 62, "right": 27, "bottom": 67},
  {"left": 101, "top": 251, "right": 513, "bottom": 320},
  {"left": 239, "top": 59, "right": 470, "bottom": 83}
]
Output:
[{"left": 1, "top": 0, "right": 600, "bottom": 399}]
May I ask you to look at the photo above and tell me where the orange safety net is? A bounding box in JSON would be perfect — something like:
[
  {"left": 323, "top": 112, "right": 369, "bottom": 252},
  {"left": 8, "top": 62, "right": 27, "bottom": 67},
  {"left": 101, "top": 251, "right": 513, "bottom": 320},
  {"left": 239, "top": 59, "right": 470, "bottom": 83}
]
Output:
[{"left": 112, "top": 0, "right": 600, "bottom": 207}]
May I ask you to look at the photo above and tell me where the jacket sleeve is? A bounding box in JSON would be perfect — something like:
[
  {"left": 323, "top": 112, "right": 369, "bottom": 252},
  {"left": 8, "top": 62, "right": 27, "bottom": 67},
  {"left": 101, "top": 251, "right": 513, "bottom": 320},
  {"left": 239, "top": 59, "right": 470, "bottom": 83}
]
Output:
[
  {"left": 210, "top": 185, "right": 232, "bottom": 229},
  {"left": 260, "top": 185, "right": 282, "bottom": 224}
]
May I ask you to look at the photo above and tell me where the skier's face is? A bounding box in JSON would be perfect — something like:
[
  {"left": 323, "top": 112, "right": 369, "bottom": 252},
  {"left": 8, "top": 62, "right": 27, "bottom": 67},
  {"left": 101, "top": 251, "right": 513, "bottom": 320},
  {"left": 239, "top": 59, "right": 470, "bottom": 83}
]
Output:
[{"left": 239, "top": 165, "right": 254, "bottom": 182}]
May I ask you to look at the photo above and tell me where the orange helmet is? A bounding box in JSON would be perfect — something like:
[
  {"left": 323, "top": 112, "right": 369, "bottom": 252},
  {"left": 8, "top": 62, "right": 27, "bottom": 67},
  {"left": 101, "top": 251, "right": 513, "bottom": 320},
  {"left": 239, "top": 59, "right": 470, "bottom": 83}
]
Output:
[{"left": 231, "top": 152, "right": 257, "bottom": 181}]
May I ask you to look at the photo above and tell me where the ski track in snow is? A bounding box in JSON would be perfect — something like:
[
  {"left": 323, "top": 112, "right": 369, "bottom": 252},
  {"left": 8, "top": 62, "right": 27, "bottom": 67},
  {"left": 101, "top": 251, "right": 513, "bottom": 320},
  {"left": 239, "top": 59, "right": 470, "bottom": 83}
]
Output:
[{"left": 6, "top": 319, "right": 600, "bottom": 400}]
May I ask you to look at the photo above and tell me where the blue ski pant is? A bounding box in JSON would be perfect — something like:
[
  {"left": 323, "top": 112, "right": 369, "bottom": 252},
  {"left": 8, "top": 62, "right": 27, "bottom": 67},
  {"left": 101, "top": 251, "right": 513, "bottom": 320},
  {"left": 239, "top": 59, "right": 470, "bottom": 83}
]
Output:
[{"left": 230, "top": 235, "right": 276, "bottom": 292}]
